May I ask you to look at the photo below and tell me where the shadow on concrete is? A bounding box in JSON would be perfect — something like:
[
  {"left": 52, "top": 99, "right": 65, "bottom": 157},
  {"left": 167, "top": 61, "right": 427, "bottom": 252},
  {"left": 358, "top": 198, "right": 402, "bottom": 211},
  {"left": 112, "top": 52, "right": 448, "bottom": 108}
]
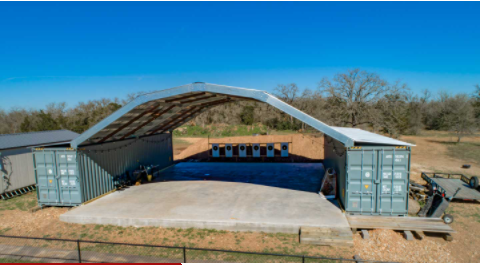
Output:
[{"left": 151, "top": 162, "right": 326, "bottom": 193}]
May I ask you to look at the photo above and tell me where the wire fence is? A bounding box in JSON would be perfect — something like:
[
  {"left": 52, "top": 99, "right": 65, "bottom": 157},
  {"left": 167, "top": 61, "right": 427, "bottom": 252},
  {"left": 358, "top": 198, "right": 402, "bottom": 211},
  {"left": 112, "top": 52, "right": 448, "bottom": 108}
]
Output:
[{"left": 0, "top": 234, "right": 384, "bottom": 263}]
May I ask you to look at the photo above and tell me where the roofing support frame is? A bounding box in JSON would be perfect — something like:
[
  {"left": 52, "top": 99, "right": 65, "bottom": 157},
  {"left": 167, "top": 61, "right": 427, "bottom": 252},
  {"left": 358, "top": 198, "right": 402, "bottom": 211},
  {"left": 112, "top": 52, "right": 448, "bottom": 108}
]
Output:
[
  {"left": 70, "top": 83, "right": 355, "bottom": 148},
  {"left": 120, "top": 105, "right": 176, "bottom": 140}
]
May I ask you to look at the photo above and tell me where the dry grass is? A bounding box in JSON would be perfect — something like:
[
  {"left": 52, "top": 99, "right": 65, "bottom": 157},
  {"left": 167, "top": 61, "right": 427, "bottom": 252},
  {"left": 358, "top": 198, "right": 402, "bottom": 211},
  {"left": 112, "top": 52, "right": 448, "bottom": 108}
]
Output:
[
  {"left": 444, "top": 141, "right": 480, "bottom": 163},
  {"left": 0, "top": 197, "right": 353, "bottom": 260},
  {"left": 0, "top": 193, "right": 37, "bottom": 212}
]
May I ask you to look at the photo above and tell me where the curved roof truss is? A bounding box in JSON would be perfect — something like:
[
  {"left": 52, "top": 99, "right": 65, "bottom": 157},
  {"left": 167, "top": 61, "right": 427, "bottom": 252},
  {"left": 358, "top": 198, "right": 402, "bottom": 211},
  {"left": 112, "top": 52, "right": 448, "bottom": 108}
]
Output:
[{"left": 71, "top": 83, "right": 413, "bottom": 148}]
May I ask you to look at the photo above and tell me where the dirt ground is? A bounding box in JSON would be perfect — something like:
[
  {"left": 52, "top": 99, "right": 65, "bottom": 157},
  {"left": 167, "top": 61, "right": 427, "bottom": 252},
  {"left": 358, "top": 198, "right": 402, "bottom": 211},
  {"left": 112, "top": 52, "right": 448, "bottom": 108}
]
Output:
[
  {"left": 0, "top": 131, "right": 478, "bottom": 262},
  {"left": 174, "top": 131, "right": 480, "bottom": 262},
  {"left": 173, "top": 138, "right": 201, "bottom": 156},
  {"left": 0, "top": 195, "right": 354, "bottom": 261},
  {"left": 174, "top": 134, "right": 324, "bottom": 161},
  {"left": 399, "top": 132, "right": 480, "bottom": 184},
  {"left": 174, "top": 132, "right": 480, "bottom": 184}
]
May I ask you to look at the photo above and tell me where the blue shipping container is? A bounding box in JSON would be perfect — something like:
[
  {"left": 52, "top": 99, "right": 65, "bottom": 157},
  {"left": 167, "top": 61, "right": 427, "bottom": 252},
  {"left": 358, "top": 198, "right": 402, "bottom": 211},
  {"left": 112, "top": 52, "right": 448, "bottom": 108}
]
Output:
[{"left": 34, "top": 133, "right": 173, "bottom": 207}]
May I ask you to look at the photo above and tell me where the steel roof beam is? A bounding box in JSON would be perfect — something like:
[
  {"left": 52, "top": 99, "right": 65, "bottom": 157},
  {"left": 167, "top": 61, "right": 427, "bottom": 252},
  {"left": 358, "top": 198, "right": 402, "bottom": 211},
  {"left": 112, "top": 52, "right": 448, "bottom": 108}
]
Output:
[
  {"left": 84, "top": 95, "right": 232, "bottom": 142},
  {"left": 159, "top": 108, "right": 206, "bottom": 134},
  {"left": 218, "top": 94, "right": 259, "bottom": 102},
  {"left": 147, "top": 98, "right": 231, "bottom": 136},
  {"left": 100, "top": 103, "right": 161, "bottom": 129},
  {"left": 148, "top": 107, "right": 199, "bottom": 135},
  {"left": 160, "top": 107, "right": 212, "bottom": 134},
  {"left": 127, "top": 105, "right": 200, "bottom": 134},
  {"left": 123, "top": 97, "right": 232, "bottom": 138},
  {"left": 163, "top": 92, "right": 206, "bottom": 103},
  {"left": 95, "top": 101, "right": 204, "bottom": 139},
  {"left": 97, "top": 103, "right": 161, "bottom": 143},
  {"left": 177, "top": 94, "right": 218, "bottom": 104},
  {"left": 118, "top": 105, "right": 176, "bottom": 140},
  {"left": 159, "top": 98, "right": 231, "bottom": 133},
  {"left": 119, "top": 106, "right": 192, "bottom": 138}
]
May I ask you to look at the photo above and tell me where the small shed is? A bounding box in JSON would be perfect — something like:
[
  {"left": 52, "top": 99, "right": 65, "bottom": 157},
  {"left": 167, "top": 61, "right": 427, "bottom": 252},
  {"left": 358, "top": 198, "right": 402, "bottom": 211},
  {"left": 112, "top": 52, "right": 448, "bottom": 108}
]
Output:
[{"left": 0, "top": 130, "right": 79, "bottom": 198}]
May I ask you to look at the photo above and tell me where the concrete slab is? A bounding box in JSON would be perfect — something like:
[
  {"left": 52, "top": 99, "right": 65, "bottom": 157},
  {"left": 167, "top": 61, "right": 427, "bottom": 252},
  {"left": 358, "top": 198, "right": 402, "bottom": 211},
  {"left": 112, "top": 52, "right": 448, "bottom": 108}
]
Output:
[{"left": 61, "top": 163, "right": 349, "bottom": 234}]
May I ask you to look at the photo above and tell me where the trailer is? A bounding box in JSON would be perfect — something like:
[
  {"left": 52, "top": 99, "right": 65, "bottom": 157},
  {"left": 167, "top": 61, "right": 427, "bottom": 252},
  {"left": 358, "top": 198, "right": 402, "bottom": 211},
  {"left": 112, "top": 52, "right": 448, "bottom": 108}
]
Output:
[
  {"left": 421, "top": 172, "right": 480, "bottom": 201},
  {"left": 418, "top": 172, "right": 480, "bottom": 224}
]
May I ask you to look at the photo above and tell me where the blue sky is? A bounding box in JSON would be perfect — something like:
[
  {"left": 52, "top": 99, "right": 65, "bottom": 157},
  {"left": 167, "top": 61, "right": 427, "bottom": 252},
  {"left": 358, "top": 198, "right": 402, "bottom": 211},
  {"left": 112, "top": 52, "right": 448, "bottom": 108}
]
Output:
[{"left": 0, "top": 1, "right": 479, "bottom": 110}]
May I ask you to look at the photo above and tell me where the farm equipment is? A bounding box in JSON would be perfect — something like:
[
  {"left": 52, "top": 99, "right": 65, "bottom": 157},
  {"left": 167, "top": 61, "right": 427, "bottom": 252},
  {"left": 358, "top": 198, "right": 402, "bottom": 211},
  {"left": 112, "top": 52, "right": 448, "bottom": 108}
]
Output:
[
  {"left": 416, "top": 172, "right": 480, "bottom": 224},
  {"left": 133, "top": 164, "right": 159, "bottom": 185}
]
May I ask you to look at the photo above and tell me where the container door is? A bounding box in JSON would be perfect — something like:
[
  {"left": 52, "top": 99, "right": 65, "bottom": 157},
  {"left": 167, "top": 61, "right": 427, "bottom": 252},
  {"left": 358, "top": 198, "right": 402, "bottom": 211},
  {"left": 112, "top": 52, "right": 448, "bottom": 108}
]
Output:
[
  {"left": 376, "top": 149, "right": 410, "bottom": 215},
  {"left": 56, "top": 151, "right": 82, "bottom": 205},
  {"left": 34, "top": 151, "right": 59, "bottom": 204},
  {"left": 346, "top": 150, "right": 377, "bottom": 214}
]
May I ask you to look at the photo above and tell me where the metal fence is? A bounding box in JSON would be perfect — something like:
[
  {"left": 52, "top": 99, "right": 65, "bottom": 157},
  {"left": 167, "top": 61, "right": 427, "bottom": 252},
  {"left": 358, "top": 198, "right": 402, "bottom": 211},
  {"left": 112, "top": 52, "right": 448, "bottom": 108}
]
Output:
[{"left": 0, "top": 235, "right": 380, "bottom": 263}]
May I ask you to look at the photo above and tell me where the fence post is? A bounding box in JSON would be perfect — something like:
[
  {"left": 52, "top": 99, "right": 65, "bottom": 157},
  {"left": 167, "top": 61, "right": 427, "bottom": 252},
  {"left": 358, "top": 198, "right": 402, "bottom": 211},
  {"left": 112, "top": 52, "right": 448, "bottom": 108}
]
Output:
[
  {"left": 77, "top": 240, "right": 82, "bottom": 263},
  {"left": 183, "top": 246, "right": 186, "bottom": 263},
  {"left": 302, "top": 255, "right": 305, "bottom": 263}
]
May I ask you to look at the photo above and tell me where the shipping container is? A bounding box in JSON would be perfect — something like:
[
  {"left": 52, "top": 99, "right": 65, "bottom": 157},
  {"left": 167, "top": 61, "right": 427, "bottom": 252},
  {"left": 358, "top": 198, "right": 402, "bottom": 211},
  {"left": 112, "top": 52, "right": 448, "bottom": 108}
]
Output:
[
  {"left": 34, "top": 133, "right": 173, "bottom": 207},
  {"left": 324, "top": 134, "right": 412, "bottom": 216},
  {"left": 0, "top": 130, "right": 79, "bottom": 198}
]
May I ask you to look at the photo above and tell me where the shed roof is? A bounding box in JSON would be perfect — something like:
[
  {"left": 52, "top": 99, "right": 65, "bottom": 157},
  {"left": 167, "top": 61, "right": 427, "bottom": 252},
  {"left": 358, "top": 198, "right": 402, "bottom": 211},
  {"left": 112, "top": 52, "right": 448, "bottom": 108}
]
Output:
[
  {"left": 0, "top": 130, "right": 80, "bottom": 150},
  {"left": 70, "top": 83, "right": 414, "bottom": 148},
  {"left": 331, "top": 127, "right": 414, "bottom": 146}
]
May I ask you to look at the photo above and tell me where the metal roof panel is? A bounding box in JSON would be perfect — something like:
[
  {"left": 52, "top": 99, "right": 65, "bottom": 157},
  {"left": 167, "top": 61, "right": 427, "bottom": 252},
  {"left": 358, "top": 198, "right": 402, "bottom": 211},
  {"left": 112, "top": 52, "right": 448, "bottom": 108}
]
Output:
[
  {"left": 0, "top": 130, "right": 80, "bottom": 150},
  {"left": 331, "top": 127, "right": 415, "bottom": 146},
  {"left": 69, "top": 83, "right": 415, "bottom": 148},
  {"left": 70, "top": 83, "right": 355, "bottom": 147}
]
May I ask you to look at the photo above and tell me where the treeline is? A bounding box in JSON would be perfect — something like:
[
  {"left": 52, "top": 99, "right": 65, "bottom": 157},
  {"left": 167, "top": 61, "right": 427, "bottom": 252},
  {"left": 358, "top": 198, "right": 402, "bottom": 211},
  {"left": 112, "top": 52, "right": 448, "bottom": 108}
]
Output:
[
  {"left": 193, "top": 69, "right": 479, "bottom": 142},
  {"left": 1, "top": 69, "right": 479, "bottom": 142},
  {"left": 0, "top": 99, "right": 126, "bottom": 135}
]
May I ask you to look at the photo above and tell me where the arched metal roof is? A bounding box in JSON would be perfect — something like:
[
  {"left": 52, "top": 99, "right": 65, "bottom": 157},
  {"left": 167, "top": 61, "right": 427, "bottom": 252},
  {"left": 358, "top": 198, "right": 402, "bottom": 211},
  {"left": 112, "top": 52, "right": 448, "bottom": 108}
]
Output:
[{"left": 70, "top": 82, "right": 413, "bottom": 148}]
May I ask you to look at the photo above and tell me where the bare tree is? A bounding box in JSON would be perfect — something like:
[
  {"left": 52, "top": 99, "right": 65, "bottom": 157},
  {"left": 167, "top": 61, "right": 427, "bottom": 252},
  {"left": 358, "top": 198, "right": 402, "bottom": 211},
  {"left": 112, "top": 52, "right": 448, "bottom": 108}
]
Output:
[
  {"left": 319, "top": 69, "right": 407, "bottom": 128},
  {"left": 0, "top": 107, "right": 31, "bottom": 134},
  {"left": 294, "top": 88, "right": 324, "bottom": 131},
  {"left": 274, "top": 83, "right": 299, "bottom": 104},
  {"left": 472, "top": 84, "right": 480, "bottom": 126},
  {"left": 420, "top": 89, "right": 431, "bottom": 104},
  {"left": 442, "top": 94, "right": 477, "bottom": 142},
  {"left": 375, "top": 92, "right": 409, "bottom": 137},
  {"left": 274, "top": 83, "right": 300, "bottom": 125}
]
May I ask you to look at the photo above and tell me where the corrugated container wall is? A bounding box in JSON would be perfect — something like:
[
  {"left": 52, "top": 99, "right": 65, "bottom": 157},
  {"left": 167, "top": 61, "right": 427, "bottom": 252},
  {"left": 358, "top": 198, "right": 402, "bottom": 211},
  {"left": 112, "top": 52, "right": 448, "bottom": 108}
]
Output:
[
  {"left": 0, "top": 148, "right": 36, "bottom": 195},
  {"left": 324, "top": 135, "right": 411, "bottom": 216},
  {"left": 34, "top": 133, "right": 173, "bottom": 207}
]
